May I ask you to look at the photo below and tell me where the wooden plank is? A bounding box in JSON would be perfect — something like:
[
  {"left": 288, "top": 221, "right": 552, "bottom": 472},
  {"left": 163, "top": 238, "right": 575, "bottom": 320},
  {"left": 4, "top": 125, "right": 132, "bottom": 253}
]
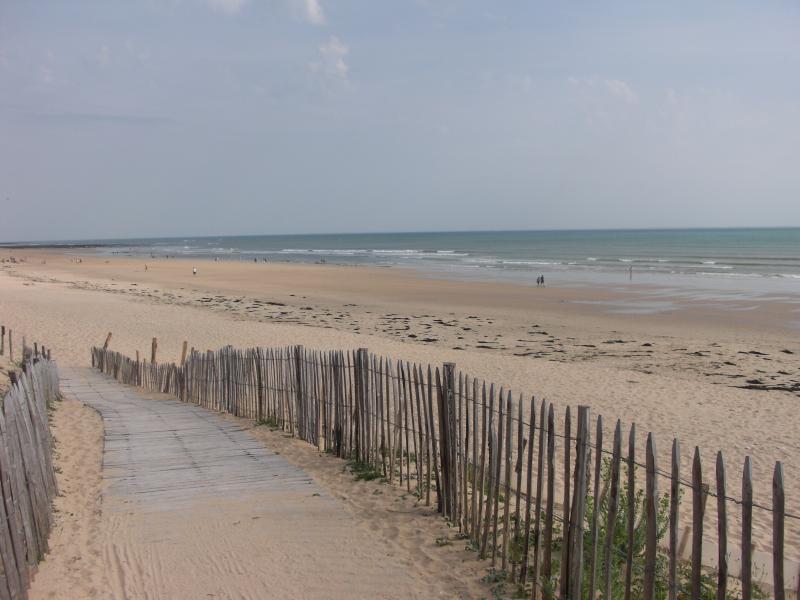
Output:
[
  {"left": 0, "top": 410, "right": 24, "bottom": 600},
  {"left": 426, "top": 365, "right": 441, "bottom": 511},
  {"left": 559, "top": 406, "right": 571, "bottom": 600},
  {"left": 491, "top": 390, "right": 505, "bottom": 566},
  {"left": 462, "top": 378, "right": 471, "bottom": 534},
  {"left": 644, "top": 432, "right": 658, "bottom": 600},
  {"left": 501, "top": 393, "right": 513, "bottom": 572},
  {"left": 476, "top": 382, "right": 488, "bottom": 545},
  {"left": 669, "top": 439, "right": 680, "bottom": 600},
  {"left": 542, "top": 403, "right": 555, "bottom": 582},
  {"left": 624, "top": 423, "right": 636, "bottom": 600},
  {"left": 414, "top": 364, "right": 428, "bottom": 503},
  {"left": 716, "top": 451, "right": 727, "bottom": 600},
  {"left": 568, "top": 406, "right": 590, "bottom": 599},
  {"left": 511, "top": 394, "right": 524, "bottom": 582},
  {"left": 520, "top": 396, "right": 535, "bottom": 585},
  {"left": 587, "top": 415, "right": 603, "bottom": 600},
  {"left": 604, "top": 420, "right": 622, "bottom": 600},
  {"left": 480, "top": 385, "right": 495, "bottom": 557},
  {"left": 774, "top": 461, "right": 785, "bottom": 600},
  {"left": 471, "top": 378, "right": 479, "bottom": 539},
  {"left": 530, "top": 399, "right": 547, "bottom": 599},
  {"left": 740, "top": 456, "right": 753, "bottom": 600},
  {"left": 692, "top": 446, "right": 704, "bottom": 600}
]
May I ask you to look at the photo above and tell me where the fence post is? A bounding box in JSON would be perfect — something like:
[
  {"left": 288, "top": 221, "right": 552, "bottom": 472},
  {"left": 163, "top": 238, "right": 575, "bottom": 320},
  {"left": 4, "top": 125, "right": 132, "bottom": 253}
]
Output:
[
  {"left": 0, "top": 325, "right": 4, "bottom": 355},
  {"left": 568, "top": 406, "right": 590, "bottom": 599},
  {"left": 352, "top": 348, "right": 366, "bottom": 461},
  {"left": 438, "top": 362, "right": 455, "bottom": 518},
  {"left": 103, "top": 332, "right": 112, "bottom": 350},
  {"left": 255, "top": 348, "right": 264, "bottom": 423},
  {"left": 151, "top": 337, "right": 158, "bottom": 363},
  {"left": 8, "top": 330, "right": 13, "bottom": 362},
  {"left": 180, "top": 341, "right": 188, "bottom": 366},
  {"left": 293, "top": 345, "right": 304, "bottom": 439}
]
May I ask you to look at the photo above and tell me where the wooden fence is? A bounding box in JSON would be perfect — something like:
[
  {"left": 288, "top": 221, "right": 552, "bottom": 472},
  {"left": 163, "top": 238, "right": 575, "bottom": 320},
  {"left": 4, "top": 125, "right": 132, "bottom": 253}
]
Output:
[
  {"left": 91, "top": 344, "right": 792, "bottom": 599},
  {"left": 0, "top": 353, "right": 59, "bottom": 600}
]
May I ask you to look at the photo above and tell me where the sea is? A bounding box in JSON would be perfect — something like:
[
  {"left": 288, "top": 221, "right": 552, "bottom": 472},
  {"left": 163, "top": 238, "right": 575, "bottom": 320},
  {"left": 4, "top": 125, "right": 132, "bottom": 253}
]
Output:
[{"left": 8, "top": 228, "right": 800, "bottom": 293}]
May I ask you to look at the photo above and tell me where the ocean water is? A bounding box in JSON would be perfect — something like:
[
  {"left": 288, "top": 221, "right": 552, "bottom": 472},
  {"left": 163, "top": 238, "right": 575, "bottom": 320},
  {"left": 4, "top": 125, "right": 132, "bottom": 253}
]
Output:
[{"left": 46, "top": 228, "right": 800, "bottom": 290}]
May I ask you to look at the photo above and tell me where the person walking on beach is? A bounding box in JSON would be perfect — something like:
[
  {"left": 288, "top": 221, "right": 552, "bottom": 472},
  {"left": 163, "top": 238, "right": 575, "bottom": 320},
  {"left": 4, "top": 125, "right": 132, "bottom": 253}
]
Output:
[
  {"left": 193, "top": 267, "right": 197, "bottom": 276},
  {"left": 540, "top": 274, "right": 545, "bottom": 287}
]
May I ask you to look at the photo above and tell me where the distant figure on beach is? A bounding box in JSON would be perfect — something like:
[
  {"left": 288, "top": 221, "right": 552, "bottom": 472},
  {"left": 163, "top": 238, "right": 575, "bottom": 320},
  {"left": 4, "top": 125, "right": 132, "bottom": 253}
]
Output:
[
  {"left": 192, "top": 267, "right": 197, "bottom": 276},
  {"left": 145, "top": 264, "right": 148, "bottom": 271},
  {"left": 629, "top": 265, "right": 633, "bottom": 281},
  {"left": 540, "top": 275, "right": 545, "bottom": 287}
]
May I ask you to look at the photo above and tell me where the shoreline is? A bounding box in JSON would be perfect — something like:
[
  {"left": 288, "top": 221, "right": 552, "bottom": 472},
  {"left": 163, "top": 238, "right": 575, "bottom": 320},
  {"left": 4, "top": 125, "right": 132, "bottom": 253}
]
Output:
[
  {"left": 4, "top": 246, "right": 800, "bottom": 336},
  {"left": 2, "top": 247, "right": 799, "bottom": 560}
]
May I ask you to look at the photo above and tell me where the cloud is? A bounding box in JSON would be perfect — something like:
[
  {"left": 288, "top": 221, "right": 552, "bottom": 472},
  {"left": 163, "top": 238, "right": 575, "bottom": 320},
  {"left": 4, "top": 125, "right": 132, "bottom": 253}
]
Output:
[
  {"left": 26, "top": 110, "right": 173, "bottom": 126},
  {"left": 311, "top": 35, "right": 349, "bottom": 79},
  {"left": 97, "top": 45, "right": 111, "bottom": 67},
  {"left": 38, "top": 66, "right": 54, "bottom": 85},
  {"left": 124, "top": 41, "right": 150, "bottom": 63},
  {"left": 296, "top": 0, "right": 325, "bottom": 25},
  {"left": 604, "top": 79, "right": 638, "bottom": 104},
  {"left": 207, "top": 0, "right": 249, "bottom": 15},
  {"left": 568, "top": 76, "right": 639, "bottom": 105}
]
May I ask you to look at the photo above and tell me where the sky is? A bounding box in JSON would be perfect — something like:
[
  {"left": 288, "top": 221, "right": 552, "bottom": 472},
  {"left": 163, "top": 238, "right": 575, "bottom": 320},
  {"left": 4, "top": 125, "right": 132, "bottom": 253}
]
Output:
[{"left": 1, "top": 1, "right": 799, "bottom": 241}]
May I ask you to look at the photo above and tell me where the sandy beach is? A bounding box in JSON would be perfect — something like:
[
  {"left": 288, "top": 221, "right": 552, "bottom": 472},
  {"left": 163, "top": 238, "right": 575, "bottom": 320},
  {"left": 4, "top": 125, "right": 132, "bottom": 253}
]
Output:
[{"left": 2, "top": 249, "right": 798, "bottom": 595}]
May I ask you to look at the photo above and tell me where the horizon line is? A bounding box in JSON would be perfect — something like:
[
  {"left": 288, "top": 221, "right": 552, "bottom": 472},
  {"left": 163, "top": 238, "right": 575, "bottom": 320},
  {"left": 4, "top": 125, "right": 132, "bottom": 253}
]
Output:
[{"left": 2, "top": 224, "right": 800, "bottom": 246}]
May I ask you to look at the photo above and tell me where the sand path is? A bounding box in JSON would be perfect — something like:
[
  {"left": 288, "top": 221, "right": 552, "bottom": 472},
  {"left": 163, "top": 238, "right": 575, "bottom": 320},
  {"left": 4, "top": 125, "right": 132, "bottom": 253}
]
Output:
[{"left": 50, "top": 368, "right": 433, "bottom": 600}]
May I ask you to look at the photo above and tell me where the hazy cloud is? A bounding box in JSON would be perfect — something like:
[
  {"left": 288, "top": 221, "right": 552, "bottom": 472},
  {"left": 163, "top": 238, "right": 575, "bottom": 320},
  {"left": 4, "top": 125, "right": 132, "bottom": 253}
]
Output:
[
  {"left": 604, "top": 79, "right": 638, "bottom": 104},
  {"left": 295, "top": 0, "right": 325, "bottom": 25},
  {"left": 97, "top": 45, "right": 111, "bottom": 67},
  {"left": 207, "top": 0, "right": 249, "bottom": 15},
  {"left": 311, "top": 35, "right": 349, "bottom": 79}
]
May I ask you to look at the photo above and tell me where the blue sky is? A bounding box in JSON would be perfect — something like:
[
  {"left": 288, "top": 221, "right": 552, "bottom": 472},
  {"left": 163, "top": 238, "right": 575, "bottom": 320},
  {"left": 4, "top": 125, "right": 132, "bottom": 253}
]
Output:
[{"left": 1, "top": 1, "right": 799, "bottom": 241}]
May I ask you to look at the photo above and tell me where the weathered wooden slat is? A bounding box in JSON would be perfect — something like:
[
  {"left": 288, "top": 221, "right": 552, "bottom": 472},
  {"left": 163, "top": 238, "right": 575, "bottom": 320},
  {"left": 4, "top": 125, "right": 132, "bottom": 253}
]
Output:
[
  {"left": 480, "top": 385, "right": 496, "bottom": 558},
  {"left": 559, "top": 405, "right": 572, "bottom": 600},
  {"left": 669, "top": 439, "right": 680, "bottom": 600},
  {"left": 692, "top": 446, "right": 704, "bottom": 600},
  {"left": 568, "top": 406, "right": 590, "bottom": 599},
  {"left": 520, "top": 396, "right": 535, "bottom": 585},
  {"left": 604, "top": 420, "right": 622, "bottom": 600},
  {"left": 501, "top": 393, "right": 513, "bottom": 573},
  {"left": 530, "top": 399, "right": 547, "bottom": 600},
  {"left": 624, "top": 423, "right": 636, "bottom": 600},
  {"left": 491, "top": 390, "right": 505, "bottom": 566},
  {"left": 716, "top": 451, "right": 728, "bottom": 600},
  {"left": 774, "top": 461, "right": 785, "bottom": 600},
  {"left": 541, "top": 403, "right": 556, "bottom": 586},
  {"left": 587, "top": 415, "right": 603, "bottom": 600},
  {"left": 644, "top": 432, "right": 658, "bottom": 600},
  {"left": 511, "top": 395, "right": 524, "bottom": 582}
]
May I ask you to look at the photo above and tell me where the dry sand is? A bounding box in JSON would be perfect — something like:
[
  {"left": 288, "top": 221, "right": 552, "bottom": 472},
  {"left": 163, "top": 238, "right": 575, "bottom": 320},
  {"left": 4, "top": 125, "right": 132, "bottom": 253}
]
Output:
[{"left": 1, "top": 250, "right": 798, "bottom": 595}]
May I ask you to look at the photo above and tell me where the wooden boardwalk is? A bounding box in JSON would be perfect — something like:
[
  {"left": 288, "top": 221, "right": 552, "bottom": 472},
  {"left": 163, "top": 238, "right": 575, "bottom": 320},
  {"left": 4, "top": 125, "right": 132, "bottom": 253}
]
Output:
[{"left": 56, "top": 368, "right": 426, "bottom": 600}]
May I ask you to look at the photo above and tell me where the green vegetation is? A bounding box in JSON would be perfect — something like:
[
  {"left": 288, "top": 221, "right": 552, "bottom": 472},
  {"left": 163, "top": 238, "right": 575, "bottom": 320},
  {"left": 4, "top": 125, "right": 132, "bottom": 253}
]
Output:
[{"left": 528, "top": 461, "right": 768, "bottom": 600}]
